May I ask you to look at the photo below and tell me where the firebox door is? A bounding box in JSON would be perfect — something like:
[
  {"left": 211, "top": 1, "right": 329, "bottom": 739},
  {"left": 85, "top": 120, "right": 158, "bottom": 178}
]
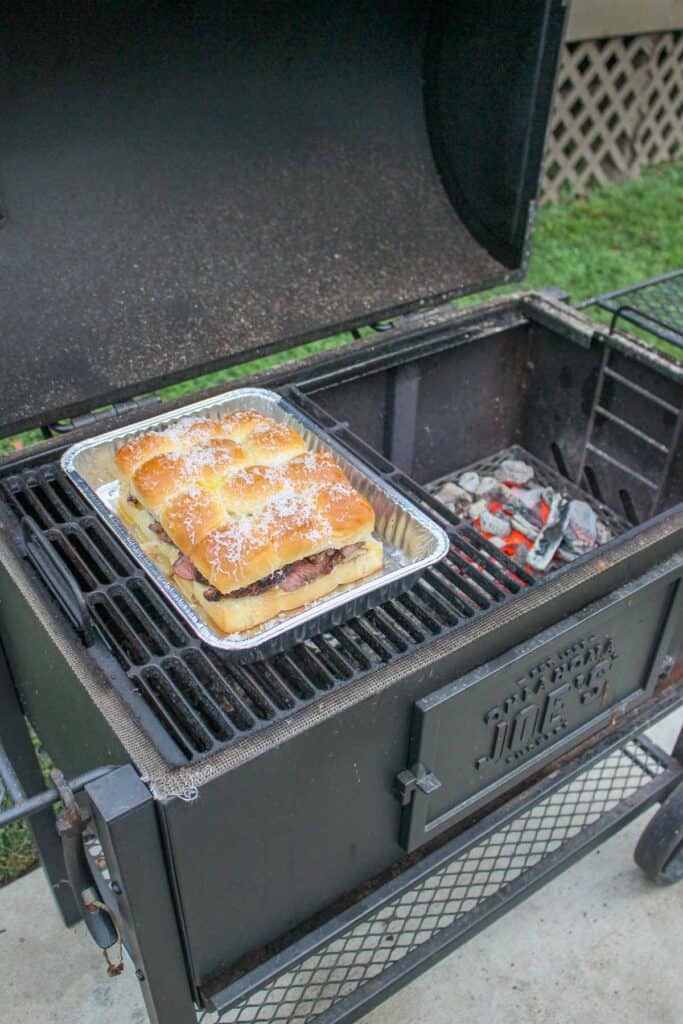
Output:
[{"left": 397, "top": 559, "right": 683, "bottom": 851}]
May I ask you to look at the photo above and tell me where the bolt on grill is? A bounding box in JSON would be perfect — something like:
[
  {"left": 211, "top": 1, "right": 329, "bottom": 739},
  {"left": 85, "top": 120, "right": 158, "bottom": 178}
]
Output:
[{"left": 0, "top": 443, "right": 628, "bottom": 765}]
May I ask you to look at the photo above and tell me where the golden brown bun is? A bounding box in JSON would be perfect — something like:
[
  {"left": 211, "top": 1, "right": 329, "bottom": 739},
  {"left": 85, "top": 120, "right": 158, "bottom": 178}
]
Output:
[
  {"left": 160, "top": 487, "right": 227, "bottom": 552},
  {"left": 191, "top": 485, "right": 373, "bottom": 595},
  {"left": 218, "top": 451, "right": 344, "bottom": 516},
  {"left": 115, "top": 417, "right": 226, "bottom": 478},
  {"left": 175, "top": 539, "right": 383, "bottom": 633},
  {"left": 115, "top": 408, "right": 380, "bottom": 631},
  {"left": 132, "top": 439, "right": 247, "bottom": 512}
]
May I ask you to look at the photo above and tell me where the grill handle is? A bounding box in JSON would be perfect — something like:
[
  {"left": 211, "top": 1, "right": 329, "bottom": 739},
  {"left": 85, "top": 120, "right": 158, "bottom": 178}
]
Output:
[
  {"left": 22, "top": 517, "right": 96, "bottom": 646},
  {"left": 52, "top": 769, "right": 119, "bottom": 952}
]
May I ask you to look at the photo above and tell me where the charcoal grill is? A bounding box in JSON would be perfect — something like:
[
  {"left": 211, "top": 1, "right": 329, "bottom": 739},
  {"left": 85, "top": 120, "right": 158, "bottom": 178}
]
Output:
[{"left": 1, "top": 4, "right": 682, "bottom": 1024}]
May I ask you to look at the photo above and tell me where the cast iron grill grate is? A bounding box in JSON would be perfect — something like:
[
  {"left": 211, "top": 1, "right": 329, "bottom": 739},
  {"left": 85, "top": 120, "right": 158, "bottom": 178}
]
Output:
[
  {"left": 0, "top": 440, "right": 623, "bottom": 765},
  {"left": 206, "top": 738, "right": 668, "bottom": 1024},
  {"left": 0, "top": 458, "right": 537, "bottom": 764}
]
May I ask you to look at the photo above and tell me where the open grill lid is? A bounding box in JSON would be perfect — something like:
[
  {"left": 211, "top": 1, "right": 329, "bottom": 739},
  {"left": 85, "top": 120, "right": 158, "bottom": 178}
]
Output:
[{"left": 1, "top": 1, "right": 565, "bottom": 436}]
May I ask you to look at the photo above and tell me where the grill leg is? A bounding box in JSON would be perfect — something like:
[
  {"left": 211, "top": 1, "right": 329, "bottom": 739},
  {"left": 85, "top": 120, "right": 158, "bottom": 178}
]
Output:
[
  {"left": 87, "top": 766, "right": 197, "bottom": 1024},
  {"left": 0, "top": 636, "right": 80, "bottom": 926},
  {"left": 672, "top": 724, "right": 683, "bottom": 765}
]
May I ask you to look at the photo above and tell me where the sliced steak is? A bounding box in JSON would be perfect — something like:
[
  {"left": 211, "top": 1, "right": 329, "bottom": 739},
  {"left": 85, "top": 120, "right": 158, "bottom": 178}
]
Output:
[
  {"left": 172, "top": 554, "right": 197, "bottom": 581},
  {"left": 149, "top": 521, "right": 172, "bottom": 544},
  {"left": 280, "top": 548, "right": 341, "bottom": 591},
  {"left": 202, "top": 542, "right": 366, "bottom": 602}
]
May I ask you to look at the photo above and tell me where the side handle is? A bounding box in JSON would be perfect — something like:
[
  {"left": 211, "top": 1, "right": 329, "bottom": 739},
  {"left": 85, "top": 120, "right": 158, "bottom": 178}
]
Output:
[
  {"left": 52, "top": 769, "right": 118, "bottom": 950},
  {"left": 22, "top": 517, "right": 95, "bottom": 645}
]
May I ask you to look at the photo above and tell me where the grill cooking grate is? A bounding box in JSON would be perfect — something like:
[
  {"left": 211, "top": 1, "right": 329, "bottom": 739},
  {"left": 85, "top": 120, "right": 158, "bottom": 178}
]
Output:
[{"left": 0, "top": 441, "right": 622, "bottom": 765}]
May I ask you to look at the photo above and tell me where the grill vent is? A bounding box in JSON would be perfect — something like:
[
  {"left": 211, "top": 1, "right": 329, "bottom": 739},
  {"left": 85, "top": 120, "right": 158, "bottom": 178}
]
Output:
[{"left": 1, "top": 460, "right": 540, "bottom": 764}]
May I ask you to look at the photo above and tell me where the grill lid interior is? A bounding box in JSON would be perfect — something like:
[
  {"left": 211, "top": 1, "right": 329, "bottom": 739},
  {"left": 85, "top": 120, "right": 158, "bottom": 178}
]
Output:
[{"left": 0, "top": 0, "right": 565, "bottom": 436}]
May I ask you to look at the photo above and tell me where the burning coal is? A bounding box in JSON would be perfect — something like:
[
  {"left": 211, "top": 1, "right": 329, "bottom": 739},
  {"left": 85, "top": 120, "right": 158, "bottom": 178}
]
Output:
[{"left": 435, "top": 459, "right": 612, "bottom": 573}]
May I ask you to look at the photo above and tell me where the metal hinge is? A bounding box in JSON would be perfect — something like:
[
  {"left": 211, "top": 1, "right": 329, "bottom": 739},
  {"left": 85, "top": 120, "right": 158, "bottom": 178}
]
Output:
[
  {"left": 356, "top": 301, "right": 458, "bottom": 337},
  {"left": 394, "top": 762, "right": 442, "bottom": 807},
  {"left": 45, "top": 393, "right": 162, "bottom": 436}
]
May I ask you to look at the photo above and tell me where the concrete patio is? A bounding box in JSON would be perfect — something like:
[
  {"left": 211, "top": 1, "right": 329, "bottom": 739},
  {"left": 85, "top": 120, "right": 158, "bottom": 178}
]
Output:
[{"left": 1, "top": 710, "right": 681, "bottom": 1024}]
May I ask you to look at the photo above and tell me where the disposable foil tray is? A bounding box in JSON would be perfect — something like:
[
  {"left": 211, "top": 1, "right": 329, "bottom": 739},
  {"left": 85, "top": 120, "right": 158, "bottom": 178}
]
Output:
[{"left": 61, "top": 388, "right": 449, "bottom": 658}]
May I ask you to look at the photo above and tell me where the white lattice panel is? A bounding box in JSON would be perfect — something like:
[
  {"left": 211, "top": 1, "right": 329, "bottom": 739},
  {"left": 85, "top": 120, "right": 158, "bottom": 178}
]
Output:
[{"left": 541, "top": 32, "right": 683, "bottom": 204}]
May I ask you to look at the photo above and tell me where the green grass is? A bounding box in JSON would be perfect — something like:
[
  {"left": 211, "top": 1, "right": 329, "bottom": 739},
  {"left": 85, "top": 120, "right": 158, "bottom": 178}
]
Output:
[
  {"left": 0, "top": 163, "right": 681, "bottom": 885},
  {"left": 0, "top": 731, "right": 53, "bottom": 887},
  {"left": 523, "top": 159, "right": 683, "bottom": 301}
]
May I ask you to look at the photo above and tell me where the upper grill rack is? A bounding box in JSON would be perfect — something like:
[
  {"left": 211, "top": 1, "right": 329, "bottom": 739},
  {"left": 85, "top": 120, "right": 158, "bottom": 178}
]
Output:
[{"left": 0, "top": 394, "right": 622, "bottom": 767}]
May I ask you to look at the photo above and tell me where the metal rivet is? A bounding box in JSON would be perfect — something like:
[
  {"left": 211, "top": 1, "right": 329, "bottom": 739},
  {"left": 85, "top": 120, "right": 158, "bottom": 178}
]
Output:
[{"left": 110, "top": 881, "right": 122, "bottom": 894}]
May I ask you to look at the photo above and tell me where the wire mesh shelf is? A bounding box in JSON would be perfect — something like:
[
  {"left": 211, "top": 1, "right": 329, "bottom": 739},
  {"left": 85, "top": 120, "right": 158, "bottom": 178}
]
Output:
[
  {"left": 579, "top": 269, "right": 683, "bottom": 351},
  {"left": 206, "top": 736, "right": 673, "bottom": 1024}
]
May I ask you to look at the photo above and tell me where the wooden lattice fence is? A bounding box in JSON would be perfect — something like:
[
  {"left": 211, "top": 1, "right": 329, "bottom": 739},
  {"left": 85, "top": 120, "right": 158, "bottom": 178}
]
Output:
[{"left": 540, "top": 31, "right": 683, "bottom": 204}]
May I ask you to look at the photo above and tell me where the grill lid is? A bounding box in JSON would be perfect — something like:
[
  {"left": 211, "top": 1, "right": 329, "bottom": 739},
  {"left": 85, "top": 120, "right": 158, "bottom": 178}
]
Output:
[{"left": 1, "top": 1, "right": 565, "bottom": 436}]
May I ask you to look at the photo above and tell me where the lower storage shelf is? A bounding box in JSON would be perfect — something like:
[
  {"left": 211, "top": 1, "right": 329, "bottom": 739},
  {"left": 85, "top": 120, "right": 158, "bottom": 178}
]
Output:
[{"left": 206, "top": 696, "right": 682, "bottom": 1024}]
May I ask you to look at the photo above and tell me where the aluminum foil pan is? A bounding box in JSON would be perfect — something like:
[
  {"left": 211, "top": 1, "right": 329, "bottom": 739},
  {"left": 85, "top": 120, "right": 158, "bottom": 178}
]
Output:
[{"left": 61, "top": 388, "right": 449, "bottom": 659}]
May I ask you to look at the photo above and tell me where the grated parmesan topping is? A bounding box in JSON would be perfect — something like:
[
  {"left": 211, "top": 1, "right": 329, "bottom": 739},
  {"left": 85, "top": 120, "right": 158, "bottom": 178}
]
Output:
[{"left": 127, "top": 411, "right": 369, "bottom": 588}]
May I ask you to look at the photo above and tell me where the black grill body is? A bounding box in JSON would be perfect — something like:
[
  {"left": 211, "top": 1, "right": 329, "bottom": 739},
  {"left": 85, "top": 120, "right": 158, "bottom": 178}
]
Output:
[
  {"left": 1, "top": 296, "right": 682, "bottom": 1013},
  {"left": 2, "top": 5, "right": 681, "bottom": 1021}
]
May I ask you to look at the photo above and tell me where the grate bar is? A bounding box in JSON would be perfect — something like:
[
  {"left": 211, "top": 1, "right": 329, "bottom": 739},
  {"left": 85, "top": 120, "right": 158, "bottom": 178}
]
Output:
[
  {"left": 593, "top": 405, "right": 669, "bottom": 454},
  {"left": 181, "top": 662, "right": 243, "bottom": 735},
  {"left": 372, "top": 603, "right": 424, "bottom": 646},
  {"left": 448, "top": 537, "right": 511, "bottom": 599},
  {"left": 228, "top": 662, "right": 280, "bottom": 719},
  {"left": 329, "top": 626, "right": 375, "bottom": 671},
  {"left": 365, "top": 607, "right": 410, "bottom": 652},
  {"left": 347, "top": 618, "right": 392, "bottom": 663},
  {"left": 133, "top": 668, "right": 206, "bottom": 758},
  {"left": 410, "top": 579, "right": 460, "bottom": 628},
  {"left": 421, "top": 567, "right": 475, "bottom": 620},
  {"left": 428, "top": 557, "right": 490, "bottom": 611},
  {"left": 311, "top": 635, "right": 356, "bottom": 681},
  {"left": 162, "top": 658, "right": 236, "bottom": 741},
  {"left": 190, "top": 655, "right": 262, "bottom": 730}
]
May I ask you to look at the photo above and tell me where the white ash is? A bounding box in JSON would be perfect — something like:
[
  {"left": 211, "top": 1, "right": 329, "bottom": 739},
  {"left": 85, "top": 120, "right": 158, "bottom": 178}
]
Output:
[
  {"left": 510, "top": 485, "right": 543, "bottom": 510},
  {"left": 468, "top": 498, "right": 487, "bottom": 521},
  {"left": 557, "top": 546, "right": 578, "bottom": 563},
  {"left": 511, "top": 514, "right": 539, "bottom": 540},
  {"left": 563, "top": 500, "right": 598, "bottom": 555},
  {"left": 475, "top": 475, "right": 499, "bottom": 495},
  {"left": 496, "top": 459, "right": 535, "bottom": 485},
  {"left": 436, "top": 454, "right": 616, "bottom": 576},
  {"left": 458, "top": 471, "right": 480, "bottom": 494},
  {"left": 527, "top": 494, "right": 569, "bottom": 572},
  {"left": 596, "top": 521, "right": 613, "bottom": 545},
  {"left": 479, "top": 508, "right": 511, "bottom": 537},
  {"left": 434, "top": 481, "right": 470, "bottom": 505},
  {"left": 512, "top": 545, "right": 529, "bottom": 566}
]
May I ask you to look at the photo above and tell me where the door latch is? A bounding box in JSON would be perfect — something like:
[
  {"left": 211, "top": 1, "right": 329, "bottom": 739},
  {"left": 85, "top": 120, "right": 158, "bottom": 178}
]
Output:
[{"left": 394, "top": 762, "right": 442, "bottom": 807}]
